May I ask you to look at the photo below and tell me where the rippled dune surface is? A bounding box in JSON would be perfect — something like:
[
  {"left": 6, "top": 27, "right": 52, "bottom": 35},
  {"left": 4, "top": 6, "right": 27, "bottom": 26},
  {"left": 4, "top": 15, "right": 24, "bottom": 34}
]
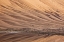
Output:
[
  {"left": 0, "top": 33, "right": 64, "bottom": 42},
  {"left": 0, "top": 0, "right": 64, "bottom": 42}
]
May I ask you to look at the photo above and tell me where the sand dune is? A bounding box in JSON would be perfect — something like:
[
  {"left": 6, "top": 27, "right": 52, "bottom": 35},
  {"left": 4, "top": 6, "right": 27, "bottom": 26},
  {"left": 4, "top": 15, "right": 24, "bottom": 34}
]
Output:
[
  {"left": 0, "top": 0, "right": 64, "bottom": 42},
  {"left": 0, "top": 33, "right": 64, "bottom": 42},
  {"left": 0, "top": 0, "right": 64, "bottom": 29}
]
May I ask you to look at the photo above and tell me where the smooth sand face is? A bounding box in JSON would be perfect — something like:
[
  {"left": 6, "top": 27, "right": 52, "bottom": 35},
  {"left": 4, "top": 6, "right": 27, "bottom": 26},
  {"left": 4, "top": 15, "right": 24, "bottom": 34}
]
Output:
[
  {"left": 32, "top": 35, "right": 64, "bottom": 42},
  {"left": 0, "top": 0, "right": 64, "bottom": 42}
]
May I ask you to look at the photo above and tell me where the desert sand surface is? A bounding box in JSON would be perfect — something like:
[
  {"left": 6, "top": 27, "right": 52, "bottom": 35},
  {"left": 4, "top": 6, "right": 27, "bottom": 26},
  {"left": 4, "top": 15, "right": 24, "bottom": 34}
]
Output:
[
  {"left": 0, "top": 0, "right": 64, "bottom": 42},
  {"left": 0, "top": 33, "right": 64, "bottom": 42}
]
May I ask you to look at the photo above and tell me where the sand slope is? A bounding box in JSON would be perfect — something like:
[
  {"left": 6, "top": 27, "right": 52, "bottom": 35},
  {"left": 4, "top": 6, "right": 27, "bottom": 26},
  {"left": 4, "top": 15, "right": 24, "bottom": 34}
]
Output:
[
  {"left": 0, "top": 0, "right": 64, "bottom": 42},
  {"left": 0, "top": 0, "right": 64, "bottom": 29}
]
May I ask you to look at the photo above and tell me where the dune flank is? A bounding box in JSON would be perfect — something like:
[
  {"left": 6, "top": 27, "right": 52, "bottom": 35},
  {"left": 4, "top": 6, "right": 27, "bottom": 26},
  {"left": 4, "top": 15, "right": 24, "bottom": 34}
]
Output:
[{"left": 0, "top": 0, "right": 64, "bottom": 42}]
